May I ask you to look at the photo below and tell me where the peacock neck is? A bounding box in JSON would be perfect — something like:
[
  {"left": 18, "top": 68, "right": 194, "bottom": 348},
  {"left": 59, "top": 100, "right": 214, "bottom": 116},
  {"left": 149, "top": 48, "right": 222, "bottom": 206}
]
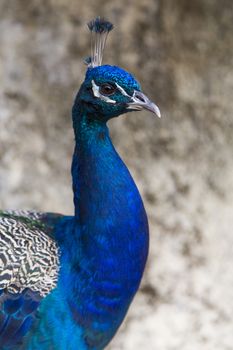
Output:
[
  {"left": 67, "top": 107, "right": 149, "bottom": 348},
  {"left": 72, "top": 112, "right": 110, "bottom": 221},
  {"left": 71, "top": 110, "right": 149, "bottom": 262}
]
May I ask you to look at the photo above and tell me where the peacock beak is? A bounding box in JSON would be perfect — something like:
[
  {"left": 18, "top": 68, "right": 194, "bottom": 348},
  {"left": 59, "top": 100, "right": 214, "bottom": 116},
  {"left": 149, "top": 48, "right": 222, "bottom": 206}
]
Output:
[{"left": 127, "top": 90, "right": 161, "bottom": 118}]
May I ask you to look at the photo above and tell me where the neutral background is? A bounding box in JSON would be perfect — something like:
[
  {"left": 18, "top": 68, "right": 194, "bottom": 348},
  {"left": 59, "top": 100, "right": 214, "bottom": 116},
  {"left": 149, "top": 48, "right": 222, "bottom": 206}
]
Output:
[{"left": 0, "top": 1, "right": 232, "bottom": 349}]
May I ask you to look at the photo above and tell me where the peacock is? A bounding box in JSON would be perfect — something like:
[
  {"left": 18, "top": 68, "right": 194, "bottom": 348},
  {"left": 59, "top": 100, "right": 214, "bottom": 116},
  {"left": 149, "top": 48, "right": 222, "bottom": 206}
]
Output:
[{"left": 0, "top": 17, "right": 160, "bottom": 349}]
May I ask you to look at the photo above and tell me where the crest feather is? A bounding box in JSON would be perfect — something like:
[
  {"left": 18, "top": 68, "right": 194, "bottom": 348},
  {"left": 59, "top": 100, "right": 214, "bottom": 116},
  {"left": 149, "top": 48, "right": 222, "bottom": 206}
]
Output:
[{"left": 86, "top": 17, "right": 114, "bottom": 68}]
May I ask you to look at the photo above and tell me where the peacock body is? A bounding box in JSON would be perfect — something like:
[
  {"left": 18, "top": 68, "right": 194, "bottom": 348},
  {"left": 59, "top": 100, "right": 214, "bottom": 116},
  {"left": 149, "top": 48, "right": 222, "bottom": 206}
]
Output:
[{"left": 0, "top": 17, "right": 160, "bottom": 349}]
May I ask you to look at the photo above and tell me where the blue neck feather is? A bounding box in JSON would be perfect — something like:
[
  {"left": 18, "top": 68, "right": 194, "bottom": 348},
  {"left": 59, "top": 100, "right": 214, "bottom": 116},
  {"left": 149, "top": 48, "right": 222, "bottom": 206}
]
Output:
[{"left": 57, "top": 102, "right": 149, "bottom": 349}]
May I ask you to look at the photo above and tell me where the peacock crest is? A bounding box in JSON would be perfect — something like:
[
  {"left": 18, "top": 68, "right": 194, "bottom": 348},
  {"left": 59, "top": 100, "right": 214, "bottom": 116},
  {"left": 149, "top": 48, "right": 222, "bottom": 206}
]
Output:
[{"left": 85, "top": 16, "right": 114, "bottom": 68}]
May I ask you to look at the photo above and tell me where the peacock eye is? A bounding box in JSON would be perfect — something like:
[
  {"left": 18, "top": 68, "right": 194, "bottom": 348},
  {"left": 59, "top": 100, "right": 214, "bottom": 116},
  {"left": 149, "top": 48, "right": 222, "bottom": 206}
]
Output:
[{"left": 99, "top": 83, "right": 116, "bottom": 96}]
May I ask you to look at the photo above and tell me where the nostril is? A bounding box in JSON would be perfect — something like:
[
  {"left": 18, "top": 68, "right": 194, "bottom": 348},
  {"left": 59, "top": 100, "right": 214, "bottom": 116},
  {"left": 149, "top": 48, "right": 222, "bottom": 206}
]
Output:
[
  {"left": 134, "top": 91, "right": 146, "bottom": 103},
  {"left": 137, "top": 96, "right": 145, "bottom": 102}
]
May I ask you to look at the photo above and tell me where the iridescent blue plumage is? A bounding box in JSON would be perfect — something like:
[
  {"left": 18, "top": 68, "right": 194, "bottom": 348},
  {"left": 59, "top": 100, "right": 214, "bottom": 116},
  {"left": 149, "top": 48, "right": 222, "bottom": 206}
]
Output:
[
  {"left": 0, "top": 17, "right": 160, "bottom": 349},
  {"left": 85, "top": 65, "right": 141, "bottom": 91}
]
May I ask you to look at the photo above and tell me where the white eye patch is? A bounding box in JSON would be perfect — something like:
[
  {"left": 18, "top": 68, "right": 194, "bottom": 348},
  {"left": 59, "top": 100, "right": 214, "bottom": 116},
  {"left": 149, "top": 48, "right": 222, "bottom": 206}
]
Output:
[
  {"left": 115, "top": 83, "right": 131, "bottom": 98},
  {"left": 91, "top": 80, "right": 116, "bottom": 104}
]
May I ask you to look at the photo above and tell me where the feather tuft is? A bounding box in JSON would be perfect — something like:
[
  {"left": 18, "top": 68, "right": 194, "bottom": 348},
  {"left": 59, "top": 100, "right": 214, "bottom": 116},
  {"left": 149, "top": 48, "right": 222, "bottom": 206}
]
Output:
[
  {"left": 87, "top": 17, "right": 114, "bottom": 33},
  {"left": 86, "top": 17, "right": 114, "bottom": 68}
]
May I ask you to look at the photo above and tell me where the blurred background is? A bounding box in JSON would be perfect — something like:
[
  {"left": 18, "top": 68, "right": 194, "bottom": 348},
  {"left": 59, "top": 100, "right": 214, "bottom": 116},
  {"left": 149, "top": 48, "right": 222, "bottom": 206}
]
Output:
[{"left": 0, "top": 0, "right": 232, "bottom": 349}]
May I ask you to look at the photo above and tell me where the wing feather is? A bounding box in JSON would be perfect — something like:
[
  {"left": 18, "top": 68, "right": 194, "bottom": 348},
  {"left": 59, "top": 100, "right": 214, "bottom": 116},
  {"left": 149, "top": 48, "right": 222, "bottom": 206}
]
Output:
[{"left": 0, "top": 210, "right": 62, "bottom": 348}]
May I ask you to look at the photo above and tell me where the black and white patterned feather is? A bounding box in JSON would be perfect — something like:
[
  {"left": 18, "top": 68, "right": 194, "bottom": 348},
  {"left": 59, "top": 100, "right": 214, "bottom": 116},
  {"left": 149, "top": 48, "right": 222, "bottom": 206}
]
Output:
[{"left": 0, "top": 211, "right": 60, "bottom": 297}]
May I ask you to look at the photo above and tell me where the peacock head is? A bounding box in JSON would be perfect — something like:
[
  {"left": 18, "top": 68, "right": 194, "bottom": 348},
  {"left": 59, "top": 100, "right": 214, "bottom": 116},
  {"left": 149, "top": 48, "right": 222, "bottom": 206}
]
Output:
[{"left": 73, "top": 17, "right": 161, "bottom": 122}]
